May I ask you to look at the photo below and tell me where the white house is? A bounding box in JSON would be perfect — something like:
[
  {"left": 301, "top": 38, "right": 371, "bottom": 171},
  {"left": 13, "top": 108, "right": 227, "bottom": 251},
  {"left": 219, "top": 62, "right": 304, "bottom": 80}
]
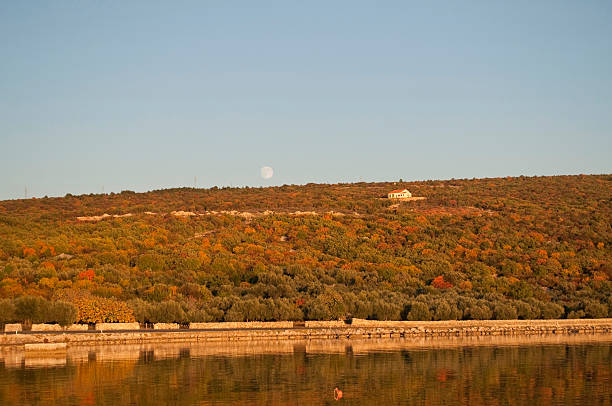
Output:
[{"left": 388, "top": 189, "right": 412, "bottom": 199}]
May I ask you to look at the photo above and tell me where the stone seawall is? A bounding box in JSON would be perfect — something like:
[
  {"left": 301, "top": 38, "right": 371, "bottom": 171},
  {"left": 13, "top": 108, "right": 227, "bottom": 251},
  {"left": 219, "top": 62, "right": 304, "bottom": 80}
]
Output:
[
  {"left": 1, "top": 319, "right": 611, "bottom": 347},
  {"left": 190, "top": 321, "right": 294, "bottom": 329}
]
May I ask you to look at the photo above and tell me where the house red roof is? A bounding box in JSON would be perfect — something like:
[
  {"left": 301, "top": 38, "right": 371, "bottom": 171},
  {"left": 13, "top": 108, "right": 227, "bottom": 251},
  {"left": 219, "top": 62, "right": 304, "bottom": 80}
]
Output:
[{"left": 389, "top": 189, "right": 409, "bottom": 194}]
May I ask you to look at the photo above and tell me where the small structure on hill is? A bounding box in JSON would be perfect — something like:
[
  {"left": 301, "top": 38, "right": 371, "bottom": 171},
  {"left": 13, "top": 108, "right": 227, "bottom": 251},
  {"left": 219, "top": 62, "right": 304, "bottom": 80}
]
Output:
[{"left": 388, "top": 189, "right": 412, "bottom": 199}]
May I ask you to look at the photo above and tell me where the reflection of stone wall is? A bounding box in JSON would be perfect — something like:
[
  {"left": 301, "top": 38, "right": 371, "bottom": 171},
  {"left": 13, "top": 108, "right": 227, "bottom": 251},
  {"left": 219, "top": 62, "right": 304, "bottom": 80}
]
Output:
[
  {"left": 24, "top": 357, "right": 67, "bottom": 368},
  {"left": 2, "top": 334, "right": 612, "bottom": 371},
  {"left": 25, "top": 343, "right": 67, "bottom": 352}
]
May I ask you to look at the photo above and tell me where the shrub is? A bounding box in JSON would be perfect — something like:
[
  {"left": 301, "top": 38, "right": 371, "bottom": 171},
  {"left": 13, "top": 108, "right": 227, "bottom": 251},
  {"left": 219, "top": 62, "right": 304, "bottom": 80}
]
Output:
[
  {"left": 370, "top": 300, "right": 402, "bottom": 321},
  {"left": 304, "top": 290, "right": 346, "bottom": 321},
  {"left": 464, "top": 301, "right": 493, "bottom": 320},
  {"left": 539, "top": 302, "right": 564, "bottom": 319},
  {"left": 582, "top": 300, "right": 608, "bottom": 318},
  {"left": 433, "top": 300, "right": 460, "bottom": 321},
  {"left": 188, "top": 309, "right": 217, "bottom": 323},
  {"left": 225, "top": 298, "right": 263, "bottom": 322},
  {"left": 514, "top": 301, "right": 539, "bottom": 320},
  {"left": 404, "top": 302, "right": 432, "bottom": 321},
  {"left": 493, "top": 302, "right": 518, "bottom": 320}
]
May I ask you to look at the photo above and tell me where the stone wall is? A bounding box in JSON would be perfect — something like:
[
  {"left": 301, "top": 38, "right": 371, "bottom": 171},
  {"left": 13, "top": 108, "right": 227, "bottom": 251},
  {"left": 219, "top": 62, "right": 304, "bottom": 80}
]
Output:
[
  {"left": 31, "top": 324, "right": 63, "bottom": 331},
  {"left": 1, "top": 319, "right": 611, "bottom": 347},
  {"left": 190, "top": 321, "right": 294, "bottom": 329},
  {"left": 3, "top": 324, "right": 22, "bottom": 332},
  {"left": 65, "top": 324, "right": 89, "bottom": 331},
  {"left": 153, "top": 323, "right": 180, "bottom": 330},
  {"left": 3, "top": 323, "right": 89, "bottom": 332},
  {"left": 305, "top": 321, "right": 347, "bottom": 328},
  {"left": 95, "top": 322, "right": 140, "bottom": 331}
]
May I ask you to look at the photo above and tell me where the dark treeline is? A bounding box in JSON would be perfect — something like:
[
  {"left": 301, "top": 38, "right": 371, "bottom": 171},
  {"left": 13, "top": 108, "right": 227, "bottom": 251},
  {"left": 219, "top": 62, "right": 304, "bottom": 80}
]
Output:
[{"left": 0, "top": 175, "right": 610, "bottom": 323}]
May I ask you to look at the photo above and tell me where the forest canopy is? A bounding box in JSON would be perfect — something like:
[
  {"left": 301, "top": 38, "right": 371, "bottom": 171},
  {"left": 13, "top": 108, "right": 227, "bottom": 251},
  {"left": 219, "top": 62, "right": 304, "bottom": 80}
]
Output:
[{"left": 0, "top": 175, "right": 610, "bottom": 324}]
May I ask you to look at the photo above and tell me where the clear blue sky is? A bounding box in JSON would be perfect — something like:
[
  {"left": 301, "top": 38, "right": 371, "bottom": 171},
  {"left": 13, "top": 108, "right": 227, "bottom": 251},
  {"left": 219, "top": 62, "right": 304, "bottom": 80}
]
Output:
[{"left": 1, "top": 1, "right": 611, "bottom": 200}]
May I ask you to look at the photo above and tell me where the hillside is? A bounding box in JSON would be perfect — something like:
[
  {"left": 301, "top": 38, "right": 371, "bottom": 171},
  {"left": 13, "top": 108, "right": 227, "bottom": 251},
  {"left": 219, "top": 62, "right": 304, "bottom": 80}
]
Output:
[{"left": 0, "top": 175, "right": 610, "bottom": 324}]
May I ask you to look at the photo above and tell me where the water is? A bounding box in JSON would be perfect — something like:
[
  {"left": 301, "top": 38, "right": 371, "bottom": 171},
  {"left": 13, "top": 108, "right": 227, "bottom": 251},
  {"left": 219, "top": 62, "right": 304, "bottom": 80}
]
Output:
[{"left": 1, "top": 336, "right": 611, "bottom": 405}]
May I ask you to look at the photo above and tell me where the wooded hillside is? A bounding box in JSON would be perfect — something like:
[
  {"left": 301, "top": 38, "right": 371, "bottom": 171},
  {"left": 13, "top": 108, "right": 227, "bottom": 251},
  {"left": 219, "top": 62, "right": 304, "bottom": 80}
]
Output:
[{"left": 0, "top": 175, "right": 610, "bottom": 324}]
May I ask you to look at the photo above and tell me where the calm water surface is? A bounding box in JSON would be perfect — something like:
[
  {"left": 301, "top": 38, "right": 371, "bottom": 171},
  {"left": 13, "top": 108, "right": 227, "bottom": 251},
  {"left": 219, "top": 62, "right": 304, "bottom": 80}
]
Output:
[{"left": 1, "top": 337, "right": 611, "bottom": 405}]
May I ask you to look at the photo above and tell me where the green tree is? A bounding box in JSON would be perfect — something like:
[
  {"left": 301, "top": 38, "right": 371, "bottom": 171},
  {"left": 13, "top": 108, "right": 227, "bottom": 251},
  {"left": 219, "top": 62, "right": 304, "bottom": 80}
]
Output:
[
  {"left": 14, "top": 296, "right": 49, "bottom": 326},
  {"left": 404, "top": 302, "right": 432, "bottom": 321},
  {"left": 0, "top": 299, "right": 16, "bottom": 327},
  {"left": 49, "top": 301, "right": 78, "bottom": 327}
]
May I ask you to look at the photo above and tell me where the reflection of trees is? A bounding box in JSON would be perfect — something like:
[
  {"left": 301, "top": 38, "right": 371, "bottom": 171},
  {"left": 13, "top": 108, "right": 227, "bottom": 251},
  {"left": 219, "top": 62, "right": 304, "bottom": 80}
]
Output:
[{"left": 0, "top": 343, "right": 610, "bottom": 405}]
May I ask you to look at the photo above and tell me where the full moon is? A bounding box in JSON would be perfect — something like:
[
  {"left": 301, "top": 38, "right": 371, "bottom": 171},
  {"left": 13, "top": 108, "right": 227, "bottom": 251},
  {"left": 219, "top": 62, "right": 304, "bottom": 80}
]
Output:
[{"left": 260, "top": 166, "right": 274, "bottom": 180}]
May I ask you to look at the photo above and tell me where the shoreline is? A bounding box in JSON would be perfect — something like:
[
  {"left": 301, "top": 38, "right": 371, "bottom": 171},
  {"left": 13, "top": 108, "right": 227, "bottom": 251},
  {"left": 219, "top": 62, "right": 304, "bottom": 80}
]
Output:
[{"left": 1, "top": 318, "right": 612, "bottom": 348}]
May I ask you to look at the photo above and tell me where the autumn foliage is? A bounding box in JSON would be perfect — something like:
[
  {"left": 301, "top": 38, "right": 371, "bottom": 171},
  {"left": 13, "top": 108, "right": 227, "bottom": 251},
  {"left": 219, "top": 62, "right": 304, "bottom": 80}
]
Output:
[
  {"left": 0, "top": 175, "right": 610, "bottom": 323},
  {"left": 55, "top": 290, "right": 135, "bottom": 323}
]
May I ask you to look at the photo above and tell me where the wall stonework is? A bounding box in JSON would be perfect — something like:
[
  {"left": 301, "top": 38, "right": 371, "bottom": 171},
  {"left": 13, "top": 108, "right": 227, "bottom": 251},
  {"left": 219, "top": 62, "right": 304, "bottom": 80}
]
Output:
[
  {"left": 31, "top": 324, "right": 63, "bottom": 331},
  {"left": 3, "top": 324, "right": 22, "bottom": 332},
  {"left": 190, "top": 321, "right": 294, "bottom": 330},
  {"left": 305, "top": 321, "right": 347, "bottom": 328},
  {"left": 1, "top": 319, "right": 611, "bottom": 347},
  {"left": 95, "top": 322, "right": 140, "bottom": 331},
  {"left": 65, "top": 324, "right": 89, "bottom": 331},
  {"left": 153, "top": 323, "right": 180, "bottom": 330}
]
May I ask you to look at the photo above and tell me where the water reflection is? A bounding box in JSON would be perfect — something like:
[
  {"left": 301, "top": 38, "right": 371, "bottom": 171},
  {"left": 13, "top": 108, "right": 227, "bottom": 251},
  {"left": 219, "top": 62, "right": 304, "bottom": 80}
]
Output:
[{"left": 1, "top": 335, "right": 611, "bottom": 405}]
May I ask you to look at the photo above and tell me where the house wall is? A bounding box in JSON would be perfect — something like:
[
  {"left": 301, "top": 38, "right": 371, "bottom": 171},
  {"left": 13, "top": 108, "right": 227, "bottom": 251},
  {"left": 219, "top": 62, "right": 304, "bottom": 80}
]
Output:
[{"left": 388, "top": 191, "right": 412, "bottom": 199}]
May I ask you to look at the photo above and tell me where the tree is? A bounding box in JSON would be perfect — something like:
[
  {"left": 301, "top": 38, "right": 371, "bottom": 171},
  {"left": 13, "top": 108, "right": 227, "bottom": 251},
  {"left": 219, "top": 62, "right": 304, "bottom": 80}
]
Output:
[
  {"left": 404, "top": 302, "right": 432, "bottom": 321},
  {"left": 49, "top": 301, "right": 78, "bottom": 327},
  {"left": 304, "top": 289, "right": 346, "bottom": 321},
  {"left": 14, "top": 296, "right": 49, "bottom": 326},
  {"left": 149, "top": 301, "right": 188, "bottom": 323},
  {"left": 539, "top": 302, "right": 564, "bottom": 319},
  {"left": 0, "top": 299, "right": 15, "bottom": 326},
  {"left": 493, "top": 302, "right": 518, "bottom": 320}
]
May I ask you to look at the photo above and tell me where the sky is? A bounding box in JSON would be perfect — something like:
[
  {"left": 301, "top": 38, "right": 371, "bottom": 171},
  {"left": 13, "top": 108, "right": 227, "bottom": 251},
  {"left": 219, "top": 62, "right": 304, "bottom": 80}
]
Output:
[{"left": 1, "top": 1, "right": 611, "bottom": 200}]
